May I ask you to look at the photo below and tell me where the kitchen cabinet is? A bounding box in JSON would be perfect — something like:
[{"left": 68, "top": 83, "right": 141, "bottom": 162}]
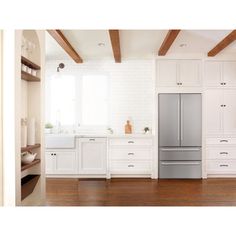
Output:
[
  {"left": 157, "top": 60, "right": 177, "bottom": 86},
  {"left": 204, "top": 61, "right": 236, "bottom": 87},
  {"left": 205, "top": 89, "right": 236, "bottom": 136},
  {"left": 46, "top": 151, "right": 77, "bottom": 175},
  {"left": 179, "top": 60, "right": 201, "bottom": 86},
  {"left": 78, "top": 138, "right": 107, "bottom": 175},
  {"left": 109, "top": 137, "right": 153, "bottom": 176},
  {"left": 157, "top": 59, "right": 201, "bottom": 87}
]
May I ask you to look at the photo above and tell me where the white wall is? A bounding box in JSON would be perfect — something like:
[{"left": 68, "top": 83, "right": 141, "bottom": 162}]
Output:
[{"left": 46, "top": 59, "right": 155, "bottom": 134}]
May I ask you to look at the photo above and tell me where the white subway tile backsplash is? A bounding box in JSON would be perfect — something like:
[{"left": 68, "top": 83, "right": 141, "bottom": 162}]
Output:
[{"left": 46, "top": 59, "right": 154, "bottom": 134}]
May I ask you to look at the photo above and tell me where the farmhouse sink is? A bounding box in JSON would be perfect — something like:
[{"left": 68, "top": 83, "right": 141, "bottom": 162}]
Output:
[{"left": 45, "top": 134, "right": 75, "bottom": 149}]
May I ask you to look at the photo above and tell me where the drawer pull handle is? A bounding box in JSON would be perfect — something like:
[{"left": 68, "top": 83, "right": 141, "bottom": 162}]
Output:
[
  {"left": 220, "top": 140, "right": 228, "bottom": 142},
  {"left": 220, "top": 152, "right": 228, "bottom": 155},
  {"left": 128, "top": 164, "right": 134, "bottom": 168},
  {"left": 89, "top": 138, "right": 95, "bottom": 141},
  {"left": 128, "top": 141, "right": 134, "bottom": 144},
  {"left": 128, "top": 153, "right": 134, "bottom": 155},
  {"left": 220, "top": 164, "right": 229, "bottom": 167}
]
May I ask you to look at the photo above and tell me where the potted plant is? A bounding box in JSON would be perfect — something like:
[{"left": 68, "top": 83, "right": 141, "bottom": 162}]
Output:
[
  {"left": 45, "top": 123, "right": 53, "bottom": 134},
  {"left": 144, "top": 127, "right": 150, "bottom": 134}
]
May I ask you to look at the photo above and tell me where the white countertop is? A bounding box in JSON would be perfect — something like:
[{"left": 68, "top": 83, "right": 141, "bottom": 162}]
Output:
[{"left": 45, "top": 133, "right": 153, "bottom": 138}]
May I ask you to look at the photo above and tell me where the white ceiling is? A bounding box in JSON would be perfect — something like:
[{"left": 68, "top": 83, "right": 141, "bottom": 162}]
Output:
[{"left": 46, "top": 30, "right": 236, "bottom": 61}]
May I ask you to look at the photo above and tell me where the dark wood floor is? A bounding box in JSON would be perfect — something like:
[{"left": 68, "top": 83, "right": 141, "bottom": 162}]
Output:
[{"left": 45, "top": 178, "right": 236, "bottom": 206}]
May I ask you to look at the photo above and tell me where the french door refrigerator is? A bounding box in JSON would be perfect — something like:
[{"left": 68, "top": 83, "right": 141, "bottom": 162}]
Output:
[{"left": 158, "top": 93, "right": 202, "bottom": 179}]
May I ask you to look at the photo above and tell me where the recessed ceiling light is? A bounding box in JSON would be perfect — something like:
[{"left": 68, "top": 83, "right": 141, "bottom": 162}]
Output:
[
  {"left": 179, "top": 43, "right": 187, "bottom": 48},
  {"left": 98, "top": 42, "right": 105, "bottom": 47}
]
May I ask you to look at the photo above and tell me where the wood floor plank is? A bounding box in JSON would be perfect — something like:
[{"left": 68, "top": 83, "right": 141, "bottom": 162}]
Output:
[{"left": 45, "top": 178, "right": 236, "bottom": 206}]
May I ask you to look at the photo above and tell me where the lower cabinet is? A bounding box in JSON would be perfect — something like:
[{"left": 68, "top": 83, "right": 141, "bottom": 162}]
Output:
[
  {"left": 206, "top": 138, "right": 236, "bottom": 175},
  {"left": 78, "top": 138, "right": 107, "bottom": 175},
  {"left": 109, "top": 137, "right": 153, "bottom": 177},
  {"left": 46, "top": 151, "right": 77, "bottom": 175}
]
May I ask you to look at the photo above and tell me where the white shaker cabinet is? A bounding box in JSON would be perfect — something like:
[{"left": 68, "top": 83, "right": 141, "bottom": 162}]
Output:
[
  {"left": 157, "top": 59, "right": 201, "bottom": 87},
  {"left": 205, "top": 89, "right": 236, "bottom": 136},
  {"left": 157, "top": 60, "right": 177, "bottom": 86},
  {"left": 223, "top": 62, "right": 236, "bottom": 87},
  {"left": 223, "top": 90, "right": 236, "bottom": 135},
  {"left": 204, "top": 61, "right": 222, "bottom": 87},
  {"left": 179, "top": 60, "right": 201, "bottom": 86},
  {"left": 46, "top": 151, "right": 77, "bottom": 175},
  {"left": 78, "top": 138, "right": 107, "bottom": 175},
  {"left": 205, "top": 89, "right": 223, "bottom": 135},
  {"left": 204, "top": 61, "right": 236, "bottom": 87}
]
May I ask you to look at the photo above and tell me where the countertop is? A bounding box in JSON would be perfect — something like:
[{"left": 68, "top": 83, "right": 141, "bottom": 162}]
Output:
[{"left": 45, "top": 133, "right": 153, "bottom": 138}]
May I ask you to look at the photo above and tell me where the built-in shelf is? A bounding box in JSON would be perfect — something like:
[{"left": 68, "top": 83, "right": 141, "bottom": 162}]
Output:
[
  {"left": 21, "top": 175, "right": 40, "bottom": 200},
  {"left": 21, "top": 159, "right": 40, "bottom": 171},
  {"left": 21, "top": 143, "right": 41, "bottom": 152},
  {"left": 21, "top": 56, "right": 41, "bottom": 70},
  {"left": 21, "top": 70, "right": 40, "bottom": 82}
]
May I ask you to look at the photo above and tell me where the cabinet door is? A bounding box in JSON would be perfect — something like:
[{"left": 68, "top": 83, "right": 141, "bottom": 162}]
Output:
[
  {"left": 223, "top": 90, "right": 236, "bottom": 135},
  {"left": 205, "top": 90, "right": 223, "bottom": 135},
  {"left": 179, "top": 60, "right": 201, "bottom": 86},
  {"left": 223, "top": 62, "right": 236, "bottom": 87},
  {"left": 54, "top": 151, "right": 77, "bottom": 174},
  {"left": 157, "top": 60, "right": 178, "bottom": 86},
  {"left": 79, "top": 138, "right": 107, "bottom": 174},
  {"left": 45, "top": 152, "right": 55, "bottom": 174},
  {"left": 204, "top": 61, "right": 222, "bottom": 87}
]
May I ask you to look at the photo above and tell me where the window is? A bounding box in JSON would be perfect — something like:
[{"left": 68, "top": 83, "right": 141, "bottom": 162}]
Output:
[
  {"left": 49, "top": 75, "right": 76, "bottom": 126},
  {"left": 82, "top": 75, "right": 108, "bottom": 126},
  {"left": 46, "top": 73, "right": 109, "bottom": 129}
]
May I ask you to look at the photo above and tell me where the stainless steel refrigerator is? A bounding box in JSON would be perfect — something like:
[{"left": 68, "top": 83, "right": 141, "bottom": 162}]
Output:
[{"left": 158, "top": 93, "right": 202, "bottom": 179}]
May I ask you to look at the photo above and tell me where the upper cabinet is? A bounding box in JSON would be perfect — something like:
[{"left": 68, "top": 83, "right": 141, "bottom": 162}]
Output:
[
  {"left": 157, "top": 59, "right": 202, "bottom": 87},
  {"left": 204, "top": 61, "right": 236, "bottom": 87}
]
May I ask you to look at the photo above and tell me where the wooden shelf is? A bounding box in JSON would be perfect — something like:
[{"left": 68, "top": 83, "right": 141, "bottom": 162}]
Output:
[
  {"left": 21, "top": 56, "right": 41, "bottom": 70},
  {"left": 21, "top": 159, "right": 40, "bottom": 171},
  {"left": 21, "top": 71, "right": 40, "bottom": 82},
  {"left": 21, "top": 143, "right": 41, "bottom": 152}
]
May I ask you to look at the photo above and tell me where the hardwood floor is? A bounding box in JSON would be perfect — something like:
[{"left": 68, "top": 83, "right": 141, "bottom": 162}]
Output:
[{"left": 45, "top": 178, "right": 236, "bottom": 206}]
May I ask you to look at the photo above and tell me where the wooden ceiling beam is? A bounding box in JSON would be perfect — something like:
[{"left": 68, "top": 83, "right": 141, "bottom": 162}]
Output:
[
  {"left": 109, "top": 30, "right": 121, "bottom": 63},
  {"left": 47, "top": 30, "right": 83, "bottom": 63},
  {"left": 208, "top": 30, "right": 236, "bottom": 57},
  {"left": 158, "top": 30, "right": 181, "bottom": 56}
]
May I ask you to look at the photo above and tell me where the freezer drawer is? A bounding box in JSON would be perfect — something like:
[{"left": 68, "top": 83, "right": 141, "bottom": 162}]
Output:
[
  {"left": 159, "top": 147, "right": 201, "bottom": 161},
  {"left": 159, "top": 161, "right": 202, "bottom": 179}
]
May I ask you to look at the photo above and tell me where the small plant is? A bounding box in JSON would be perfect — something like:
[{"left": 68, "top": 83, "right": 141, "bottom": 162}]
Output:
[
  {"left": 45, "top": 123, "right": 53, "bottom": 129},
  {"left": 144, "top": 127, "right": 150, "bottom": 133}
]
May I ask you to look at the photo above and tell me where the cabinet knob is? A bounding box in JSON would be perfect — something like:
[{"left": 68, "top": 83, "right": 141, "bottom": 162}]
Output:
[
  {"left": 128, "top": 152, "right": 134, "bottom": 155},
  {"left": 220, "top": 152, "right": 228, "bottom": 155},
  {"left": 89, "top": 138, "right": 95, "bottom": 141}
]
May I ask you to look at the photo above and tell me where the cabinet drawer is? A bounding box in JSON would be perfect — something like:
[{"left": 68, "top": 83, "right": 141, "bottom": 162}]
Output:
[
  {"left": 110, "top": 148, "right": 152, "bottom": 160},
  {"left": 109, "top": 138, "right": 152, "bottom": 146},
  {"left": 207, "top": 160, "right": 236, "bottom": 173},
  {"left": 110, "top": 161, "right": 152, "bottom": 174},
  {"left": 207, "top": 148, "right": 236, "bottom": 160},
  {"left": 206, "top": 138, "right": 236, "bottom": 145},
  {"left": 159, "top": 161, "right": 202, "bottom": 179}
]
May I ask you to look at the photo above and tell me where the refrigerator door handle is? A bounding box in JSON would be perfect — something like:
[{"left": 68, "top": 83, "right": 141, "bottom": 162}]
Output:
[
  {"left": 177, "top": 98, "right": 180, "bottom": 141},
  {"left": 161, "top": 161, "right": 201, "bottom": 165},
  {"left": 180, "top": 98, "right": 183, "bottom": 141},
  {"left": 160, "top": 148, "right": 201, "bottom": 151}
]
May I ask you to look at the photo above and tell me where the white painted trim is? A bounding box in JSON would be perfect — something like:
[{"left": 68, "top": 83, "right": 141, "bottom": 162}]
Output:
[{"left": 3, "top": 30, "right": 16, "bottom": 206}]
